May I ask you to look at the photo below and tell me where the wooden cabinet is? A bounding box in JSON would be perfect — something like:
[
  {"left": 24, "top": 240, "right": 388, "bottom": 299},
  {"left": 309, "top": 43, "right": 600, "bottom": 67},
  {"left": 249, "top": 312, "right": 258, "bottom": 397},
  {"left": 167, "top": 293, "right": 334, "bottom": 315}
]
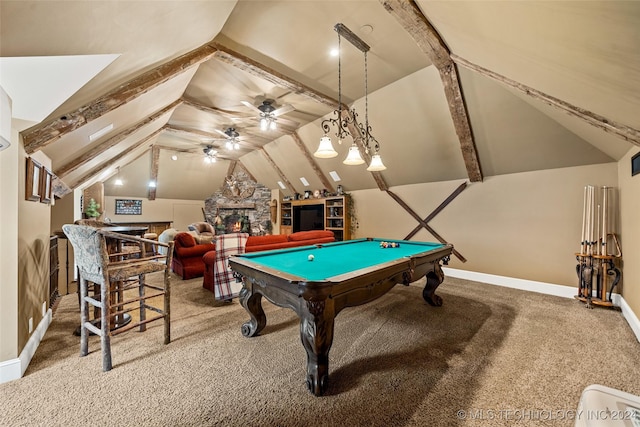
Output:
[
  {"left": 325, "top": 196, "right": 350, "bottom": 241},
  {"left": 280, "top": 196, "right": 350, "bottom": 241}
]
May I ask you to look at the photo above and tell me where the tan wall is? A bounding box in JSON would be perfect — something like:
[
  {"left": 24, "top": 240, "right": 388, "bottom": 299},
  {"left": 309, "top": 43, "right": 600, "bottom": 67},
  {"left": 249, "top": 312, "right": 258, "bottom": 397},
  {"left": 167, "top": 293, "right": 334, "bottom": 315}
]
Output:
[
  {"left": 0, "top": 127, "right": 19, "bottom": 361},
  {"left": 17, "top": 147, "right": 52, "bottom": 355},
  {"left": 102, "top": 196, "right": 204, "bottom": 231},
  {"left": 352, "top": 163, "right": 618, "bottom": 288},
  {"left": 618, "top": 148, "right": 640, "bottom": 317}
]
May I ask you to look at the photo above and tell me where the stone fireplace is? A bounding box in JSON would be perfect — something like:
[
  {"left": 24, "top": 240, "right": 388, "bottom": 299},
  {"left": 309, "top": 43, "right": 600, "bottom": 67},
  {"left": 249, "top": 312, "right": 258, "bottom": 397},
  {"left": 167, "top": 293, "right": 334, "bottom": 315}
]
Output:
[{"left": 204, "top": 171, "right": 273, "bottom": 236}]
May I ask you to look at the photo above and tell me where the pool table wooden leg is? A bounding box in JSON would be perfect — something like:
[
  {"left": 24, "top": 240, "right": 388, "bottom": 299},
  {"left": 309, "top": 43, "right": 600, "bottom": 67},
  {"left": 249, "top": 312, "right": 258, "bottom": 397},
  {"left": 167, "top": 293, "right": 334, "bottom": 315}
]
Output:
[
  {"left": 422, "top": 263, "right": 445, "bottom": 307},
  {"left": 239, "top": 287, "right": 266, "bottom": 337},
  {"left": 300, "top": 299, "right": 335, "bottom": 396}
]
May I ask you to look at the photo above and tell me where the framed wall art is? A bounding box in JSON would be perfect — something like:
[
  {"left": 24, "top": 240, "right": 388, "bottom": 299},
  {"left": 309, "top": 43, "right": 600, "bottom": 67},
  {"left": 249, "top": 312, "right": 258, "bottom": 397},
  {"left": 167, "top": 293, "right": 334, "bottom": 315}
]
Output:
[
  {"left": 40, "top": 168, "right": 53, "bottom": 204},
  {"left": 115, "top": 199, "right": 142, "bottom": 215},
  {"left": 25, "top": 157, "right": 42, "bottom": 201}
]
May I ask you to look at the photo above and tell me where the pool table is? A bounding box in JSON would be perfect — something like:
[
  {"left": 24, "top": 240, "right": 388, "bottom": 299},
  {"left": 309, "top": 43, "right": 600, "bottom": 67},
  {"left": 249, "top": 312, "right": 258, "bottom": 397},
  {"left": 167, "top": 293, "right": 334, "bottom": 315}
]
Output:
[{"left": 229, "top": 237, "right": 453, "bottom": 396}]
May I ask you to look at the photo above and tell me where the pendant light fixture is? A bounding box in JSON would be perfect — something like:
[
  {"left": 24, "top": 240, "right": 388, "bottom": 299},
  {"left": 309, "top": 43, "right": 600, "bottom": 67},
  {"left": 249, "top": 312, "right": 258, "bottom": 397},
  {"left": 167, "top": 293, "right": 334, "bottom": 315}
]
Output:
[{"left": 314, "top": 23, "right": 385, "bottom": 171}]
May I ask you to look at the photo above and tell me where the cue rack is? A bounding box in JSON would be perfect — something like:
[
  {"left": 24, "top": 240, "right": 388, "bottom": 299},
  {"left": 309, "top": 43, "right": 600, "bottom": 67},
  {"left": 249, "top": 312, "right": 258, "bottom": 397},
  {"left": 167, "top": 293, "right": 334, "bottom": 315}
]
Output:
[{"left": 575, "top": 185, "right": 622, "bottom": 308}]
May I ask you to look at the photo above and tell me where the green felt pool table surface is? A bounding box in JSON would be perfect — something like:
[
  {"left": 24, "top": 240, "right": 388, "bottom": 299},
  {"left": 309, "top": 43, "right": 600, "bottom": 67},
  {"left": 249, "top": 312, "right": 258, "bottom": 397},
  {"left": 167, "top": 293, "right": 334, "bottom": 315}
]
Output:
[{"left": 235, "top": 238, "right": 446, "bottom": 281}]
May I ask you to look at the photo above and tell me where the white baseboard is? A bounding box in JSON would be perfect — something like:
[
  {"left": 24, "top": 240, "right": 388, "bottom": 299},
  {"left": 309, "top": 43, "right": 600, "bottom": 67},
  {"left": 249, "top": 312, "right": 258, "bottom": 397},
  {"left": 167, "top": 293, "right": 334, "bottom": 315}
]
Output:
[
  {"left": 443, "top": 267, "right": 640, "bottom": 343},
  {"left": 0, "top": 308, "right": 52, "bottom": 385}
]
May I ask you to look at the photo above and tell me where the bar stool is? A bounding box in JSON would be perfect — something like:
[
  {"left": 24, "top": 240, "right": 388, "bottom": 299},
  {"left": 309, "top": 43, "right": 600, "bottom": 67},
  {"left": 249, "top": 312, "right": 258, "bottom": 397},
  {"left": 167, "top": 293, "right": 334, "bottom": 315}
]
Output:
[{"left": 62, "top": 224, "right": 174, "bottom": 371}]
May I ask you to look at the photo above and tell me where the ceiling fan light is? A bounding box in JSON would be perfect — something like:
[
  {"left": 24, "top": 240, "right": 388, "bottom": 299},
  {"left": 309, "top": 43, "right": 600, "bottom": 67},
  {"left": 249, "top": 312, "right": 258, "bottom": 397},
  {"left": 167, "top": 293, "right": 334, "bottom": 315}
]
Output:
[
  {"left": 233, "top": 142, "right": 240, "bottom": 150},
  {"left": 314, "top": 135, "right": 338, "bottom": 158},
  {"left": 260, "top": 118, "right": 268, "bottom": 131},
  {"left": 269, "top": 119, "right": 277, "bottom": 131},
  {"left": 366, "top": 154, "right": 387, "bottom": 171},
  {"left": 343, "top": 144, "right": 365, "bottom": 165}
]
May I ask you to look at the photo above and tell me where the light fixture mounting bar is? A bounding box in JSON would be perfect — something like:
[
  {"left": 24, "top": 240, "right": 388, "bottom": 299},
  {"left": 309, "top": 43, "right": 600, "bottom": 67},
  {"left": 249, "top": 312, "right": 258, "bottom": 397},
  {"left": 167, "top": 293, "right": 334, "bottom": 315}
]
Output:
[{"left": 334, "top": 23, "right": 369, "bottom": 53}]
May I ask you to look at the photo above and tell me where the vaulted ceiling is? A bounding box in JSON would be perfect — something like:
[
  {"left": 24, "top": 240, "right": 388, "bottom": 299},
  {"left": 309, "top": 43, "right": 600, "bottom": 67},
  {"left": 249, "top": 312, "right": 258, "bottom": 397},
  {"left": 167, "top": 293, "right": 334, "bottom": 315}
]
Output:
[{"left": 2, "top": 1, "right": 639, "bottom": 201}]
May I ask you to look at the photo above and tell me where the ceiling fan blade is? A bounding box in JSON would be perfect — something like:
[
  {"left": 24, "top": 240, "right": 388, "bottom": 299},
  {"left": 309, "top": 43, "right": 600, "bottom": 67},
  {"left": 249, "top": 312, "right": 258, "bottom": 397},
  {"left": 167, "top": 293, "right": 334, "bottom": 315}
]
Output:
[
  {"left": 276, "top": 117, "right": 300, "bottom": 128},
  {"left": 273, "top": 104, "right": 295, "bottom": 116},
  {"left": 214, "top": 128, "right": 230, "bottom": 138},
  {"left": 241, "top": 100, "right": 262, "bottom": 113}
]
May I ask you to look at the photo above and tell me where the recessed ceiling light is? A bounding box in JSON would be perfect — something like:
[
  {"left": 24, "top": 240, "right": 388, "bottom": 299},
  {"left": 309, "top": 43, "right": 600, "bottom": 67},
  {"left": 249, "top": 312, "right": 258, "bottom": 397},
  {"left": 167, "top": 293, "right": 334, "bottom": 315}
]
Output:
[
  {"left": 171, "top": 154, "right": 178, "bottom": 161},
  {"left": 89, "top": 123, "right": 113, "bottom": 142},
  {"left": 329, "top": 171, "right": 341, "bottom": 182},
  {"left": 330, "top": 48, "right": 339, "bottom": 57},
  {"left": 300, "top": 177, "right": 309, "bottom": 186}
]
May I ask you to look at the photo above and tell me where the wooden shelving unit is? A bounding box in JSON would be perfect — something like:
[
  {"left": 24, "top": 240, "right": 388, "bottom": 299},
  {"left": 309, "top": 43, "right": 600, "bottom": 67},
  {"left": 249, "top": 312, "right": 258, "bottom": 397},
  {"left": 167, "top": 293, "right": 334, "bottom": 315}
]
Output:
[
  {"left": 280, "top": 195, "right": 350, "bottom": 241},
  {"left": 324, "top": 196, "right": 350, "bottom": 241},
  {"left": 280, "top": 201, "right": 292, "bottom": 235}
]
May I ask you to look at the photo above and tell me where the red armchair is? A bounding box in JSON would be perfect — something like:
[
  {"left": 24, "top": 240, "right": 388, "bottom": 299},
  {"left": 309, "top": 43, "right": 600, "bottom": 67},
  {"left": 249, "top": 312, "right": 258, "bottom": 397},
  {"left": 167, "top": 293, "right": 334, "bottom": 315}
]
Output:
[{"left": 171, "top": 232, "right": 215, "bottom": 279}]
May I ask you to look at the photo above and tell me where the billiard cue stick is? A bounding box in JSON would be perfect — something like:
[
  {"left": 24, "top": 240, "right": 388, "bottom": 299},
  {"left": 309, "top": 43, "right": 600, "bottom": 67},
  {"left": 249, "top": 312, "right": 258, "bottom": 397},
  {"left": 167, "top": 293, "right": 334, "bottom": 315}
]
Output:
[{"left": 577, "top": 185, "right": 587, "bottom": 297}]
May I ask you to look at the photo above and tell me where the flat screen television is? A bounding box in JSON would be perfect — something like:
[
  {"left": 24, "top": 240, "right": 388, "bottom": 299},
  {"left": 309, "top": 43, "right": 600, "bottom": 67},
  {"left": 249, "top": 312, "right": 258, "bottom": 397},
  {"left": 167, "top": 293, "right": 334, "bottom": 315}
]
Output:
[{"left": 293, "top": 204, "right": 324, "bottom": 232}]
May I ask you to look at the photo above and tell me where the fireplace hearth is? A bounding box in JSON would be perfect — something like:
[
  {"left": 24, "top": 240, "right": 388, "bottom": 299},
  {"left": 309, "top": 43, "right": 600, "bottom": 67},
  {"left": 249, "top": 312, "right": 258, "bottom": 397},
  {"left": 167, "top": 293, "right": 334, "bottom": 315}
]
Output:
[{"left": 204, "top": 171, "right": 273, "bottom": 236}]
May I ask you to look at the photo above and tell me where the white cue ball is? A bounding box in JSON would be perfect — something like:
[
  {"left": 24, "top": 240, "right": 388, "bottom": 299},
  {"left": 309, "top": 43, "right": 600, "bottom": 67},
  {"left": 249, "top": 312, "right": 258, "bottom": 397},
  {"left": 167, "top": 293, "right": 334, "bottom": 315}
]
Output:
[{"left": 308, "top": 254, "right": 314, "bottom": 261}]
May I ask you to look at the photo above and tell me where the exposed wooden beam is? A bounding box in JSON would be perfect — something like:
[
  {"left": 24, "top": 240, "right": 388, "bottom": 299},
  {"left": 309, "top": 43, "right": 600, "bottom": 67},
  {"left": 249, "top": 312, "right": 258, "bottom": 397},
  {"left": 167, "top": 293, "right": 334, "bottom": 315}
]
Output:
[
  {"left": 181, "top": 97, "right": 251, "bottom": 122},
  {"left": 380, "top": 0, "right": 483, "bottom": 183},
  {"left": 69, "top": 129, "right": 161, "bottom": 189},
  {"left": 55, "top": 100, "right": 182, "bottom": 179},
  {"left": 451, "top": 54, "right": 640, "bottom": 146},
  {"left": 164, "top": 124, "right": 221, "bottom": 143},
  {"left": 290, "top": 131, "right": 335, "bottom": 193},
  {"left": 211, "top": 42, "right": 339, "bottom": 109},
  {"left": 148, "top": 145, "right": 160, "bottom": 200},
  {"left": 259, "top": 148, "right": 295, "bottom": 193},
  {"left": 226, "top": 160, "right": 238, "bottom": 178},
  {"left": 22, "top": 44, "right": 217, "bottom": 154},
  {"left": 386, "top": 189, "right": 466, "bottom": 262},
  {"left": 51, "top": 175, "right": 72, "bottom": 198}
]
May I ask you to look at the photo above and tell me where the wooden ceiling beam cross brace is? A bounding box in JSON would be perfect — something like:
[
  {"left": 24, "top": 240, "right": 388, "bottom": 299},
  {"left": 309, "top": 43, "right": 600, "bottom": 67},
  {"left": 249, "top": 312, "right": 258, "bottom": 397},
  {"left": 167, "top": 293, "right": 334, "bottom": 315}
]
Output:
[
  {"left": 290, "top": 131, "right": 335, "bottom": 193},
  {"left": 404, "top": 181, "right": 467, "bottom": 240},
  {"left": 386, "top": 189, "right": 466, "bottom": 262},
  {"left": 380, "top": 0, "right": 483, "bottom": 183},
  {"left": 148, "top": 145, "right": 160, "bottom": 200},
  {"left": 69, "top": 129, "right": 161, "bottom": 190},
  {"left": 21, "top": 44, "right": 217, "bottom": 153},
  {"left": 164, "top": 124, "right": 221, "bottom": 143},
  {"left": 181, "top": 97, "right": 252, "bottom": 122},
  {"left": 451, "top": 54, "right": 640, "bottom": 146},
  {"left": 210, "top": 42, "right": 340, "bottom": 109},
  {"left": 259, "top": 148, "right": 296, "bottom": 193},
  {"left": 55, "top": 100, "right": 182, "bottom": 179}
]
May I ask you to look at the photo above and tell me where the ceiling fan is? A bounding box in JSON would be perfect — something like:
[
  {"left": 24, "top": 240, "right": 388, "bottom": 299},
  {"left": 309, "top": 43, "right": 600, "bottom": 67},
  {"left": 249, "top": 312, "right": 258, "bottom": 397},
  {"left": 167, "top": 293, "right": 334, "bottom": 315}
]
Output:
[
  {"left": 241, "top": 99, "right": 298, "bottom": 131},
  {"left": 214, "top": 127, "right": 242, "bottom": 150},
  {"left": 202, "top": 145, "right": 218, "bottom": 163}
]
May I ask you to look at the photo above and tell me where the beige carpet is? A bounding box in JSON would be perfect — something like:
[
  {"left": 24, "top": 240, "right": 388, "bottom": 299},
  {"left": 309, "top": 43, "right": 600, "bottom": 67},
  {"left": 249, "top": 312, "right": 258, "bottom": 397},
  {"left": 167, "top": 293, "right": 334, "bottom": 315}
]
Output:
[{"left": 1, "top": 273, "right": 639, "bottom": 427}]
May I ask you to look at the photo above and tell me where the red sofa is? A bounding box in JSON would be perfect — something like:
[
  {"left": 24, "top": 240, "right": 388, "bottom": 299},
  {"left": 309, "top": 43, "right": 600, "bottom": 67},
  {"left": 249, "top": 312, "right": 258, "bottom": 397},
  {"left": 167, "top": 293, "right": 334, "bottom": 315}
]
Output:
[
  {"left": 171, "top": 232, "right": 216, "bottom": 279},
  {"left": 202, "top": 230, "right": 336, "bottom": 292}
]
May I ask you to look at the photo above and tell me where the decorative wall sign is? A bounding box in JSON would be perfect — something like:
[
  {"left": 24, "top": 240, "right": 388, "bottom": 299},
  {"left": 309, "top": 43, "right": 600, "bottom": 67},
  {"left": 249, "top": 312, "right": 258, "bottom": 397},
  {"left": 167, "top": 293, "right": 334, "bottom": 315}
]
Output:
[
  {"left": 40, "top": 168, "right": 53, "bottom": 204},
  {"left": 115, "top": 199, "right": 142, "bottom": 215},
  {"left": 25, "top": 157, "right": 42, "bottom": 201}
]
